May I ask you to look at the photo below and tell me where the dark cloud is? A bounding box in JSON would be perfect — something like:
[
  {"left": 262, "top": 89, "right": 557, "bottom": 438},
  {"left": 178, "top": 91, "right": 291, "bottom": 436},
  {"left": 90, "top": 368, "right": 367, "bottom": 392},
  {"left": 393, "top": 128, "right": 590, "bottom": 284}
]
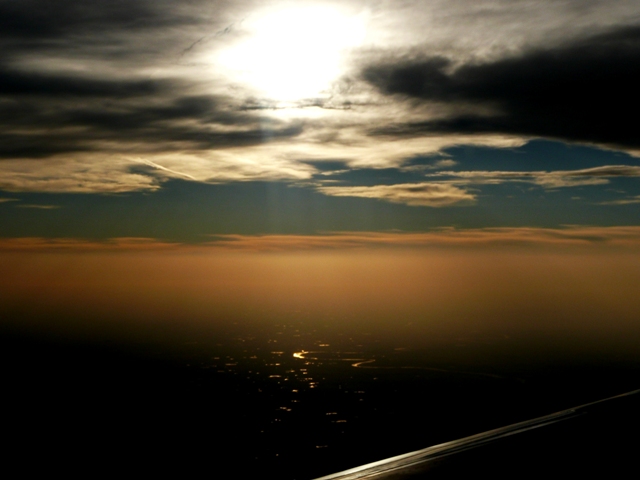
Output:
[
  {"left": 0, "top": 133, "right": 92, "bottom": 159},
  {"left": 0, "top": 64, "right": 300, "bottom": 158},
  {"left": 0, "top": 0, "right": 232, "bottom": 72},
  {"left": 0, "top": 0, "right": 196, "bottom": 43},
  {"left": 0, "top": 66, "right": 167, "bottom": 97},
  {"left": 0, "top": 126, "right": 303, "bottom": 160},
  {"left": 364, "top": 26, "right": 640, "bottom": 149},
  {"left": 0, "top": 105, "right": 302, "bottom": 159},
  {"left": 0, "top": 102, "right": 302, "bottom": 158}
]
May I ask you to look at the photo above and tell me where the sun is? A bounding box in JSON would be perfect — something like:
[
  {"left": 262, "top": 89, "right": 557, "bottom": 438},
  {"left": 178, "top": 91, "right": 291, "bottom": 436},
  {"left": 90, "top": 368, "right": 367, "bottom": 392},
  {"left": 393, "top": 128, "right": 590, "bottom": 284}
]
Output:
[{"left": 217, "top": 5, "right": 366, "bottom": 104}]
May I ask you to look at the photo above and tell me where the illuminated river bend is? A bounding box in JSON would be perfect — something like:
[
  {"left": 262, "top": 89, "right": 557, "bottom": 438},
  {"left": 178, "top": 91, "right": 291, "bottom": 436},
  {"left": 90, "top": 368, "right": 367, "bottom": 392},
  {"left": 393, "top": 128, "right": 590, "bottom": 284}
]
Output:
[{"left": 293, "top": 350, "right": 511, "bottom": 381}]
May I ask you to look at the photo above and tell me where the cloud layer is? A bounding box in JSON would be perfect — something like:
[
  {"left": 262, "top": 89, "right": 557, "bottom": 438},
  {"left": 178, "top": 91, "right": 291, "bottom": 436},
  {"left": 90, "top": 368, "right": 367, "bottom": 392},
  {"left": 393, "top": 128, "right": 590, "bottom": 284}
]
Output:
[{"left": 0, "top": 0, "right": 639, "bottom": 211}]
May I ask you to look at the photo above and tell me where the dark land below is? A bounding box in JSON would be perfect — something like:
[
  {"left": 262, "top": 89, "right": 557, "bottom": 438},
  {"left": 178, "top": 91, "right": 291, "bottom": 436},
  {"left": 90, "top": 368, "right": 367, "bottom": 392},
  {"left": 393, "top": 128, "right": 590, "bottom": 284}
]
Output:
[{"left": 3, "top": 318, "right": 640, "bottom": 479}]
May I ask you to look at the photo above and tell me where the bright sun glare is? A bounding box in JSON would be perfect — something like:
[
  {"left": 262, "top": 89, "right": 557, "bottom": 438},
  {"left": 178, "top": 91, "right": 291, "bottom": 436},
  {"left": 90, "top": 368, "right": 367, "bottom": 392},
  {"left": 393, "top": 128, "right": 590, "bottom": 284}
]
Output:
[{"left": 217, "top": 6, "right": 366, "bottom": 104}]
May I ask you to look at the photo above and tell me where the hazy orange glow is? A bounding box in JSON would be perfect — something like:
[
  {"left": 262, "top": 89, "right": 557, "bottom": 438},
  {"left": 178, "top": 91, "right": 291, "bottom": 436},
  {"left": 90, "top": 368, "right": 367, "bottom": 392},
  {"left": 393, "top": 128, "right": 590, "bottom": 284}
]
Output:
[{"left": 2, "top": 246, "right": 639, "bottom": 348}]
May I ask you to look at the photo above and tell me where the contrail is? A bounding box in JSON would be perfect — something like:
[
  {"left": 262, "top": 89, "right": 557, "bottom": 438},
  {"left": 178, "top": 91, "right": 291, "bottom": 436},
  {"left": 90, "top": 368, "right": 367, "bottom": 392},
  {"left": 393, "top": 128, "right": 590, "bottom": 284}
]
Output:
[
  {"left": 178, "top": 22, "right": 238, "bottom": 59},
  {"left": 133, "top": 157, "right": 196, "bottom": 180}
]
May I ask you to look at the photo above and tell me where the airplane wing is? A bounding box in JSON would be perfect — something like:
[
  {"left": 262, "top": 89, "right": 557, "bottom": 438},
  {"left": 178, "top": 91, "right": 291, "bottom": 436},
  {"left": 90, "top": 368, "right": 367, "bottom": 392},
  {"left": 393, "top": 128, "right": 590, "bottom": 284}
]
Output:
[{"left": 315, "top": 389, "right": 640, "bottom": 479}]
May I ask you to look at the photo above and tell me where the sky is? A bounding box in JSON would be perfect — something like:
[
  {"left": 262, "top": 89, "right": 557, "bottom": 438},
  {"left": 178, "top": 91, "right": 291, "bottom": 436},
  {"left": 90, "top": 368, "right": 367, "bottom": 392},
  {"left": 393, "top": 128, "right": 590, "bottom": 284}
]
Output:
[
  {"left": 0, "top": 0, "right": 639, "bottom": 249},
  {"left": 1, "top": 0, "right": 640, "bottom": 337}
]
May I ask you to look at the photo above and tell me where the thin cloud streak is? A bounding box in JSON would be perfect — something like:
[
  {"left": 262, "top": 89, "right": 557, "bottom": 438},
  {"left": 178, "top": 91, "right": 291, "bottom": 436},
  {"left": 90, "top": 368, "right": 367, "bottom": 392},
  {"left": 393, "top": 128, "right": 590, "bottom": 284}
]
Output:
[
  {"left": 3, "top": 227, "right": 640, "bottom": 252},
  {"left": 318, "top": 182, "right": 475, "bottom": 207},
  {"left": 0, "top": 237, "right": 183, "bottom": 251},
  {"left": 600, "top": 196, "right": 640, "bottom": 205},
  {"left": 430, "top": 165, "right": 640, "bottom": 188},
  {"left": 204, "top": 227, "right": 640, "bottom": 250},
  {"left": 16, "top": 204, "right": 59, "bottom": 210}
]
